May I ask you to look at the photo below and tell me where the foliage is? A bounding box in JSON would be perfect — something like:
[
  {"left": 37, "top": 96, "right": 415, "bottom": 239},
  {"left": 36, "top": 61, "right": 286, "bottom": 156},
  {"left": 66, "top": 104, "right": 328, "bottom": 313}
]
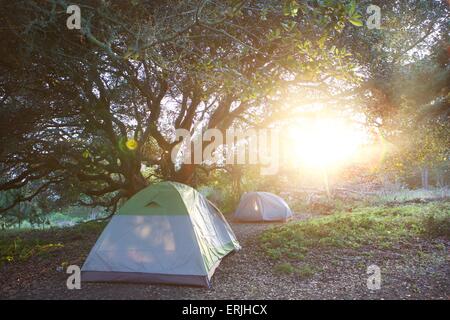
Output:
[
  {"left": 0, "top": 0, "right": 361, "bottom": 215},
  {"left": 261, "top": 202, "right": 450, "bottom": 265},
  {"left": 378, "top": 51, "right": 450, "bottom": 182},
  {"left": 0, "top": 0, "right": 447, "bottom": 220},
  {"left": 350, "top": 1, "right": 449, "bottom": 182}
]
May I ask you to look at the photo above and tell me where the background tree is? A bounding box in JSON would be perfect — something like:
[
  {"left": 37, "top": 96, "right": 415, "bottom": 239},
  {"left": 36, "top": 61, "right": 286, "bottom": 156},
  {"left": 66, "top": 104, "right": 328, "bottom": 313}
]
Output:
[{"left": 0, "top": 0, "right": 359, "bottom": 214}]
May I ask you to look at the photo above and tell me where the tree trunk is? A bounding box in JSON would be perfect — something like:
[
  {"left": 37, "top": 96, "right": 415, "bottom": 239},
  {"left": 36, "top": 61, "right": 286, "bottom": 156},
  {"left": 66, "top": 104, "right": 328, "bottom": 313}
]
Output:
[
  {"left": 125, "top": 171, "right": 148, "bottom": 198},
  {"left": 322, "top": 168, "right": 331, "bottom": 199},
  {"left": 436, "top": 168, "right": 445, "bottom": 188},
  {"left": 173, "top": 163, "right": 195, "bottom": 185},
  {"left": 119, "top": 156, "right": 149, "bottom": 199},
  {"left": 231, "top": 166, "right": 242, "bottom": 202},
  {"left": 421, "top": 166, "right": 429, "bottom": 189}
]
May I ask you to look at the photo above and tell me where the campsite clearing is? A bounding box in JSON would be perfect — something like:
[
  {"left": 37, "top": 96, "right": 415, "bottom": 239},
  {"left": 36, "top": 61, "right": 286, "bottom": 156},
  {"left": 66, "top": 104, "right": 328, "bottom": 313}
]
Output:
[{"left": 0, "top": 209, "right": 448, "bottom": 300}]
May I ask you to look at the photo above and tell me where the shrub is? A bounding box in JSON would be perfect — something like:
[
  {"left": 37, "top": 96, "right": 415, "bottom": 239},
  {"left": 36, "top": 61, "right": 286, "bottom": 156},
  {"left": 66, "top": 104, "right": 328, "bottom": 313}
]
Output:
[{"left": 422, "top": 204, "right": 450, "bottom": 238}]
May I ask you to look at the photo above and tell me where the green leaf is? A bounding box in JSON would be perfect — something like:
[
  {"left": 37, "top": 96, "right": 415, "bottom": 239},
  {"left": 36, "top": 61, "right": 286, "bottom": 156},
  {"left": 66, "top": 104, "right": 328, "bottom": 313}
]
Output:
[
  {"left": 283, "top": 0, "right": 300, "bottom": 17},
  {"left": 348, "top": 17, "right": 363, "bottom": 27}
]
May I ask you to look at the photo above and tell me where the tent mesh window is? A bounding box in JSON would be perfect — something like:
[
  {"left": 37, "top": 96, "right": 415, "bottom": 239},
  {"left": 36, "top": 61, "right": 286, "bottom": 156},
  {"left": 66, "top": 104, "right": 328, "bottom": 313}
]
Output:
[{"left": 145, "top": 201, "right": 160, "bottom": 208}]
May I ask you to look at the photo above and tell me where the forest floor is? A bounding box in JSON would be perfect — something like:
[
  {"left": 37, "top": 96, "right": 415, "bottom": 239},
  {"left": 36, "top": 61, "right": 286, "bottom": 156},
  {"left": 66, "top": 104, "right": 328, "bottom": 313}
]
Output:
[{"left": 0, "top": 204, "right": 449, "bottom": 300}]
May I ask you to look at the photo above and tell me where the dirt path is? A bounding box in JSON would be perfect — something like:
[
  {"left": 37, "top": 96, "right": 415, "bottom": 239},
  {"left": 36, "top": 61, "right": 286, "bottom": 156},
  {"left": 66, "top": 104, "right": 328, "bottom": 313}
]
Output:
[{"left": 1, "top": 213, "right": 448, "bottom": 300}]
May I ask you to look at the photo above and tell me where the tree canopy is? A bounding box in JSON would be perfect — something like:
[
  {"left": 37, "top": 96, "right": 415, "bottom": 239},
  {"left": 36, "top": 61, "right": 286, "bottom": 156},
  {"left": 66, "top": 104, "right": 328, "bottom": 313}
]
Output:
[{"left": 0, "top": 0, "right": 448, "bottom": 216}]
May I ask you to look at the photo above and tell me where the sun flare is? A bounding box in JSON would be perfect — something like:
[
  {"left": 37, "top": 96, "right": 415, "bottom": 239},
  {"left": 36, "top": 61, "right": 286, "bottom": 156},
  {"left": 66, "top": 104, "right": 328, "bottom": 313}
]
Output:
[{"left": 288, "top": 118, "right": 366, "bottom": 169}]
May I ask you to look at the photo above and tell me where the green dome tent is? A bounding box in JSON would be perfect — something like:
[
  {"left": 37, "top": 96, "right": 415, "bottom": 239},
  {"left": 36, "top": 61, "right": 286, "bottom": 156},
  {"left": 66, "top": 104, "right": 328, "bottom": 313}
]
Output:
[{"left": 81, "top": 181, "right": 240, "bottom": 287}]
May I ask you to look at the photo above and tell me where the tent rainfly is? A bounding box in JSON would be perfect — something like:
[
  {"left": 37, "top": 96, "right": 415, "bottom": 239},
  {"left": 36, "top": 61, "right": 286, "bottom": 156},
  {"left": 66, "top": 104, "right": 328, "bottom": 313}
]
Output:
[
  {"left": 81, "top": 181, "right": 240, "bottom": 287},
  {"left": 234, "top": 192, "right": 293, "bottom": 222}
]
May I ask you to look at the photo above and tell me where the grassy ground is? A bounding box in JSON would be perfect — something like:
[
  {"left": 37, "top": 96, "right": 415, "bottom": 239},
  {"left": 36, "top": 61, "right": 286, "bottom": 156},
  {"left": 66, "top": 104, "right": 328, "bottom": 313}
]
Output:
[
  {"left": 289, "top": 188, "right": 449, "bottom": 215},
  {"left": 261, "top": 202, "right": 450, "bottom": 276},
  {"left": 0, "top": 201, "right": 448, "bottom": 299},
  {"left": 0, "top": 221, "right": 106, "bottom": 267}
]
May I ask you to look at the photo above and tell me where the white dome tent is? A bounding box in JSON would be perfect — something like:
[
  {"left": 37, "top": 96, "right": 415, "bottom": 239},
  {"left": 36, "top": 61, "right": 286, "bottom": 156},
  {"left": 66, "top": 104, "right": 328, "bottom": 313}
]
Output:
[{"left": 234, "top": 192, "right": 293, "bottom": 222}]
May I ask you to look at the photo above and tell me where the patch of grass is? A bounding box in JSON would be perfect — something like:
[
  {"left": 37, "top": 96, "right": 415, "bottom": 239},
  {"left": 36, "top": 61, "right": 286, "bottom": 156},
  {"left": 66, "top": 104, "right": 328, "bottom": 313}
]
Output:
[
  {"left": 266, "top": 248, "right": 283, "bottom": 260},
  {"left": 0, "top": 238, "right": 64, "bottom": 266},
  {"left": 373, "top": 188, "right": 449, "bottom": 204},
  {"left": 289, "top": 188, "right": 449, "bottom": 216},
  {"left": 261, "top": 202, "right": 450, "bottom": 266},
  {"left": 0, "top": 220, "right": 107, "bottom": 267},
  {"left": 290, "top": 196, "right": 367, "bottom": 215},
  {"left": 416, "top": 250, "right": 428, "bottom": 260},
  {"left": 434, "top": 243, "right": 446, "bottom": 251},
  {"left": 422, "top": 206, "right": 450, "bottom": 238},
  {"left": 274, "top": 262, "right": 295, "bottom": 274},
  {"left": 295, "top": 264, "right": 315, "bottom": 279},
  {"left": 274, "top": 262, "right": 316, "bottom": 279}
]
